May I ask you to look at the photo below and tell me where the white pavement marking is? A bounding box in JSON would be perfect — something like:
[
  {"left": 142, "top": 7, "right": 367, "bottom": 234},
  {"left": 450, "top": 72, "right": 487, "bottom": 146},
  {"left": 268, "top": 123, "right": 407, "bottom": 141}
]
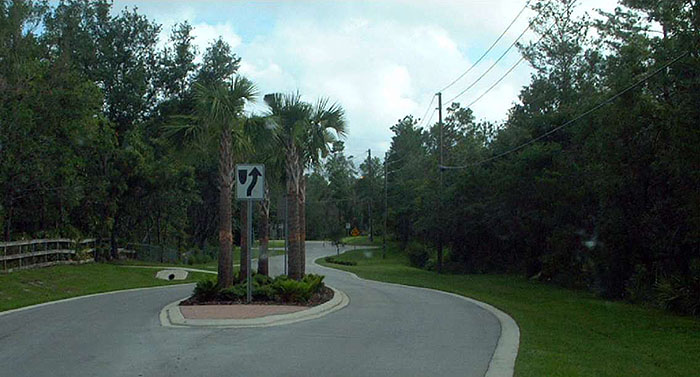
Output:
[{"left": 312, "top": 258, "right": 520, "bottom": 377}]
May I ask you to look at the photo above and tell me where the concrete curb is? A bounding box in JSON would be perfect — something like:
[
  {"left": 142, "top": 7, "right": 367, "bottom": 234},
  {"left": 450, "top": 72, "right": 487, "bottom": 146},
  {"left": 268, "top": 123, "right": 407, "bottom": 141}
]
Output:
[
  {"left": 160, "top": 285, "right": 349, "bottom": 329},
  {"left": 313, "top": 259, "right": 520, "bottom": 377},
  {"left": 0, "top": 283, "right": 195, "bottom": 318}
]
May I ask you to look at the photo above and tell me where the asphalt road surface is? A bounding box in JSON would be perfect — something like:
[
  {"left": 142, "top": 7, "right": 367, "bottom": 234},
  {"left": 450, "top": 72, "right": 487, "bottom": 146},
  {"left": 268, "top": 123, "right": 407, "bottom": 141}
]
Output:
[{"left": 0, "top": 241, "right": 500, "bottom": 377}]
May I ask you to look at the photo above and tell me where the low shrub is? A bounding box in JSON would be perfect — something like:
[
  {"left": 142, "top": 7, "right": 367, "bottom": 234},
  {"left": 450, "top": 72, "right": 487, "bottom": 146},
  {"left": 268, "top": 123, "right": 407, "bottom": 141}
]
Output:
[
  {"left": 253, "top": 284, "right": 276, "bottom": 301},
  {"left": 302, "top": 274, "right": 326, "bottom": 294},
  {"left": 254, "top": 272, "right": 273, "bottom": 286},
  {"left": 324, "top": 256, "right": 357, "bottom": 266},
  {"left": 190, "top": 274, "right": 329, "bottom": 305},
  {"left": 193, "top": 280, "right": 219, "bottom": 301},
  {"left": 272, "top": 278, "right": 313, "bottom": 303},
  {"left": 219, "top": 285, "right": 246, "bottom": 301}
]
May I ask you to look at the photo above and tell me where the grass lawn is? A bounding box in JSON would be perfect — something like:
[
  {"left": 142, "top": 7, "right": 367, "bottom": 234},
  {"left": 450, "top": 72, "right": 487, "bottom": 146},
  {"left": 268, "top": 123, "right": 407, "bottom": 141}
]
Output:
[
  {"left": 0, "top": 263, "right": 214, "bottom": 312},
  {"left": 255, "top": 239, "right": 285, "bottom": 248},
  {"left": 317, "top": 248, "right": 700, "bottom": 377},
  {"left": 340, "top": 235, "right": 384, "bottom": 246}
]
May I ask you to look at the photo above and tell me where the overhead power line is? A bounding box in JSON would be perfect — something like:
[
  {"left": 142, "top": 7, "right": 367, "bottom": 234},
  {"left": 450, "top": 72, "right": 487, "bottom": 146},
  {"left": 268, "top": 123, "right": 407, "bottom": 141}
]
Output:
[
  {"left": 413, "top": 0, "right": 531, "bottom": 130},
  {"left": 457, "top": 0, "right": 577, "bottom": 110},
  {"left": 438, "top": 51, "right": 690, "bottom": 170},
  {"left": 445, "top": 0, "right": 565, "bottom": 105},
  {"left": 421, "top": 107, "right": 437, "bottom": 129},
  {"left": 415, "top": 94, "right": 436, "bottom": 129},
  {"left": 439, "top": 1, "right": 531, "bottom": 93}
]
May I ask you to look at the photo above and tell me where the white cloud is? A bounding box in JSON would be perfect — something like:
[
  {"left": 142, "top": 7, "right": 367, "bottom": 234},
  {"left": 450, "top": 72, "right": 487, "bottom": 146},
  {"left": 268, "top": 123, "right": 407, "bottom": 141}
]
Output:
[
  {"left": 128, "top": 0, "right": 621, "bottom": 158},
  {"left": 191, "top": 22, "right": 242, "bottom": 58}
]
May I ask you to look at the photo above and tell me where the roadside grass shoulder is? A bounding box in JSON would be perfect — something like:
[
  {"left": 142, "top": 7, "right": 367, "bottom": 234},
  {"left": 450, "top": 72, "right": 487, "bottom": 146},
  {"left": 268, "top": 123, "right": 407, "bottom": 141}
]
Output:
[
  {"left": 0, "top": 263, "right": 214, "bottom": 312},
  {"left": 340, "top": 235, "right": 384, "bottom": 246},
  {"left": 317, "top": 248, "right": 700, "bottom": 377},
  {"left": 115, "top": 259, "right": 218, "bottom": 271}
]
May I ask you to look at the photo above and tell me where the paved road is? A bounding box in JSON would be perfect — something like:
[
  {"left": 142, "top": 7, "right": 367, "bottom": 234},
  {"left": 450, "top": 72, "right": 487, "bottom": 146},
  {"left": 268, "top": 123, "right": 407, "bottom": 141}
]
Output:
[{"left": 0, "top": 242, "right": 500, "bottom": 377}]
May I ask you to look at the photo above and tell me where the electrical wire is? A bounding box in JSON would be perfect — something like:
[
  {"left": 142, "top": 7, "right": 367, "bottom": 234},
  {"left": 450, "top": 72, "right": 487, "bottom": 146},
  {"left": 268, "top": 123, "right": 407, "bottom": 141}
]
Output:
[
  {"left": 415, "top": 94, "right": 436, "bottom": 129},
  {"left": 458, "top": 0, "right": 577, "bottom": 111},
  {"left": 439, "top": 0, "right": 531, "bottom": 93},
  {"left": 438, "top": 51, "right": 690, "bottom": 170},
  {"left": 421, "top": 107, "right": 437, "bottom": 129},
  {"left": 444, "top": 10, "right": 539, "bottom": 105}
]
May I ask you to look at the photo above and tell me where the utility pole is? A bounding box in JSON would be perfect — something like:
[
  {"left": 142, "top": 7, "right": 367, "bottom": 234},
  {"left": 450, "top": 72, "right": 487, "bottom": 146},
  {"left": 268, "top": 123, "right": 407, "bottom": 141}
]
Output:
[
  {"left": 437, "top": 92, "right": 444, "bottom": 274},
  {"left": 367, "top": 149, "right": 373, "bottom": 242},
  {"left": 383, "top": 155, "right": 388, "bottom": 259}
]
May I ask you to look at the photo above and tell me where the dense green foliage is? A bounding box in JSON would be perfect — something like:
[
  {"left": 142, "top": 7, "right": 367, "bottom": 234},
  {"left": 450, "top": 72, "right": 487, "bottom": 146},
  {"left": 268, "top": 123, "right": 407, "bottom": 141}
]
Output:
[
  {"left": 191, "top": 273, "right": 326, "bottom": 304},
  {"left": 304, "top": 0, "right": 700, "bottom": 315},
  {"left": 0, "top": 0, "right": 340, "bottom": 281},
  {"left": 381, "top": 0, "right": 699, "bottom": 315}
]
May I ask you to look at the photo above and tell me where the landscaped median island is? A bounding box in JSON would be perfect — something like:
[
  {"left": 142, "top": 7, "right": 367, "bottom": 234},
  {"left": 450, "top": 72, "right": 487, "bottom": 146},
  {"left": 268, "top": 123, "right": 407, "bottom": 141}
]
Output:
[
  {"left": 162, "top": 273, "right": 349, "bottom": 327},
  {"left": 183, "top": 273, "right": 332, "bottom": 307},
  {"left": 317, "top": 247, "right": 700, "bottom": 377}
]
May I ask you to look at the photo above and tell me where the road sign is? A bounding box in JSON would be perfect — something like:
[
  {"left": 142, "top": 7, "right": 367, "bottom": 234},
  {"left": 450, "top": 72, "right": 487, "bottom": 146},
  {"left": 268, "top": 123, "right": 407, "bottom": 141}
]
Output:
[
  {"left": 345, "top": 222, "right": 351, "bottom": 230},
  {"left": 235, "top": 164, "right": 264, "bottom": 303},
  {"left": 236, "top": 164, "right": 265, "bottom": 201}
]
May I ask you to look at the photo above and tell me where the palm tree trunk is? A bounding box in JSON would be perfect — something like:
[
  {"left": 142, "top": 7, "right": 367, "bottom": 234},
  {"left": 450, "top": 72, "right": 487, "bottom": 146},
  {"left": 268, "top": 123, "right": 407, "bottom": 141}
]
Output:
[
  {"left": 286, "top": 144, "right": 302, "bottom": 280},
  {"left": 257, "top": 184, "right": 270, "bottom": 276},
  {"left": 217, "top": 128, "right": 235, "bottom": 288},
  {"left": 239, "top": 201, "right": 248, "bottom": 283},
  {"left": 299, "top": 174, "right": 306, "bottom": 276}
]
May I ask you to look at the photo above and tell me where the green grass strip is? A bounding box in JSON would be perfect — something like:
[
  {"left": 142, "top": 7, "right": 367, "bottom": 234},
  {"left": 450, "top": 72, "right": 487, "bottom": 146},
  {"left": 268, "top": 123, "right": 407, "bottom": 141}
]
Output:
[{"left": 0, "top": 263, "right": 214, "bottom": 312}]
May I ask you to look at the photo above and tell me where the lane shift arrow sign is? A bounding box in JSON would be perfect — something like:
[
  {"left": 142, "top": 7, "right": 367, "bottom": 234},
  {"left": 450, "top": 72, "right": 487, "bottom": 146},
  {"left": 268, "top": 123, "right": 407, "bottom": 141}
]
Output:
[{"left": 247, "top": 167, "right": 262, "bottom": 196}]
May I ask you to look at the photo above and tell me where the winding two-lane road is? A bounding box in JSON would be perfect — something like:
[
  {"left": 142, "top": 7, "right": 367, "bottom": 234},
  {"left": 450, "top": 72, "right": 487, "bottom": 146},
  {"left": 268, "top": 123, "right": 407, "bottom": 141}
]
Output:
[{"left": 0, "top": 242, "right": 501, "bottom": 377}]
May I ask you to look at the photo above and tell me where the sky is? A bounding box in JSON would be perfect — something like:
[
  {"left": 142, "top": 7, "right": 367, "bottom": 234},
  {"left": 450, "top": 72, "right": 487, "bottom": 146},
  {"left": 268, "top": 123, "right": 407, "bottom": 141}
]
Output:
[{"left": 113, "top": 0, "right": 619, "bottom": 165}]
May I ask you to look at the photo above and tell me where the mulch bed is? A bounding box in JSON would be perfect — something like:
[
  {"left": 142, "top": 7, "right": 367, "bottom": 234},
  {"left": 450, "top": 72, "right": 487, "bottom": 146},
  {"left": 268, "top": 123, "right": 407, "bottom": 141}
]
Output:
[{"left": 179, "top": 286, "right": 334, "bottom": 307}]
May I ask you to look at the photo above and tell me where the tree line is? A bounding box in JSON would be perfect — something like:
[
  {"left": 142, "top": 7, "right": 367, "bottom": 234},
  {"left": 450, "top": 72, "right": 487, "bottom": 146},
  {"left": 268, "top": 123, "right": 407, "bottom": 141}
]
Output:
[
  {"left": 375, "top": 0, "right": 698, "bottom": 315},
  {"left": 0, "top": 0, "right": 346, "bottom": 287},
  {"left": 298, "top": 0, "right": 698, "bottom": 316}
]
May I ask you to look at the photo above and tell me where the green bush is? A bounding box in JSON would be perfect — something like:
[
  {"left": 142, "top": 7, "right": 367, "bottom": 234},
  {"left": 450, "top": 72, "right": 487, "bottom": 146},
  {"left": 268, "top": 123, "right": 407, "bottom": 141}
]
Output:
[
  {"left": 324, "top": 256, "right": 357, "bottom": 266},
  {"left": 193, "top": 280, "right": 219, "bottom": 301},
  {"left": 302, "top": 274, "right": 325, "bottom": 294},
  {"left": 219, "top": 284, "right": 246, "bottom": 301},
  {"left": 272, "top": 278, "right": 313, "bottom": 303},
  {"left": 654, "top": 273, "right": 700, "bottom": 315},
  {"left": 406, "top": 242, "right": 430, "bottom": 268},
  {"left": 253, "top": 284, "right": 276, "bottom": 301},
  {"left": 253, "top": 272, "right": 273, "bottom": 286}
]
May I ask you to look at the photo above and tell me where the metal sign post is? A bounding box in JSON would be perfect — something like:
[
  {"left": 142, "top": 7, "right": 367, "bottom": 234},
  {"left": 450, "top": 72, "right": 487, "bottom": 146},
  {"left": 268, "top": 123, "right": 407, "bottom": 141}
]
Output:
[{"left": 235, "top": 164, "right": 265, "bottom": 304}]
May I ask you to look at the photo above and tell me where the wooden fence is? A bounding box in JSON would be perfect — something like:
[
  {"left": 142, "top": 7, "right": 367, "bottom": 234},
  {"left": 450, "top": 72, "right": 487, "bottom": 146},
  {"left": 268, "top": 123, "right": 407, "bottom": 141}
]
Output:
[{"left": 0, "top": 238, "right": 135, "bottom": 272}]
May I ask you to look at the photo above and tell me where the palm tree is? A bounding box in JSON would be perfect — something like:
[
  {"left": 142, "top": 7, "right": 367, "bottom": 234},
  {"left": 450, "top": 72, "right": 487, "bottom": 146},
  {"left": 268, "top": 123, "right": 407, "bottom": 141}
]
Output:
[
  {"left": 239, "top": 116, "right": 281, "bottom": 277},
  {"left": 264, "top": 92, "right": 345, "bottom": 279},
  {"left": 167, "top": 76, "right": 257, "bottom": 288},
  {"left": 298, "top": 99, "right": 346, "bottom": 274}
]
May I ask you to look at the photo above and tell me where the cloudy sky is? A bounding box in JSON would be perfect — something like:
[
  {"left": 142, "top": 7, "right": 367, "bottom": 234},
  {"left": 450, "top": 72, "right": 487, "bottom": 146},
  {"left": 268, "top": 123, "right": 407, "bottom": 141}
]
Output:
[{"left": 113, "top": 0, "right": 618, "bottom": 164}]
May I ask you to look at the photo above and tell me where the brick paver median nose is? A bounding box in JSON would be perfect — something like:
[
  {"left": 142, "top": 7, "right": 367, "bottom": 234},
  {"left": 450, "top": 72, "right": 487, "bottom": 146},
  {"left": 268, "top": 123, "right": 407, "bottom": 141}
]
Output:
[{"left": 180, "top": 305, "right": 305, "bottom": 320}]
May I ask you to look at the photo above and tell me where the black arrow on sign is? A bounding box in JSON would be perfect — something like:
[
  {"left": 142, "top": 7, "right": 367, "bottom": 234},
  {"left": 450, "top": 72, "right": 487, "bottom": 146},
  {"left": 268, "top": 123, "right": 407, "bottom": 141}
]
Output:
[{"left": 247, "top": 167, "right": 262, "bottom": 196}]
